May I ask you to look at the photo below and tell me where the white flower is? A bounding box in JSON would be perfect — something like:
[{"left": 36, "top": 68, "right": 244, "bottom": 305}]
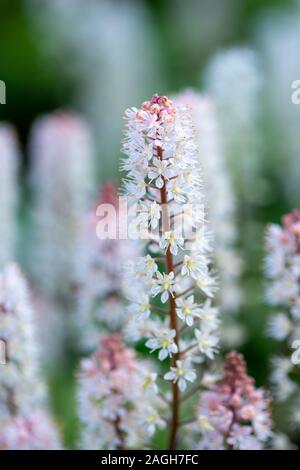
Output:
[
  {"left": 198, "top": 415, "right": 215, "bottom": 432},
  {"left": 176, "top": 295, "right": 201, "bottom": 326},
  {"left": 164, "top": 360, "right": 196, "bottom": 392},
  {"left": 270, "top": 356, "right": 296, "bottom": 401},
  {"left": 267, "top": 313, "right": 292, "bottom": 341},
  {"left": 272, "top": 433, "right": 297, "bottom": 450},
  {"left": 196, "top": 269, "right": 218, "bottom": 298},
  {"left": 124, "top": 317, "right": 159, "bottom": 343},
  {"left": 0, "top": 263, "right": 47, "bottom": 417},
  {"left": 137, "top": 109, "right": 159, "bottom": 130},
  {"left": 148, "top": 159, "right": 173, "bottom": 189},
  {"left": 252, "top": 409, "right": 272, "bottom": 442},
  {"left": 144, "top": 407, "right": 165, "bottom": 436},
  {"left": 122, "top": 95, "right": 220, "bottom": 414},
  {"left": 151, "top": 271, "right": 175, "bottom": 303},
  {"left": 270, "top": 356, "right": 293, "bottom": 383},
  {"left": 137, "top": 201, "right": 161, "bottom": 230},
  {"left": 194, "top": 329, "right": 219, "bottom": 359},
  {"left": 146, "top": 328, "right": 178, "bottom": 361},
  {"left": 128, "top": 294, "right": 151, "bottom": 320},
  {"left": 199, "top": 299, "right": 220, "bottom": 332},
  {"left": 141, "top": 372, "right": 158, "bottom": 394},
  {"left": 77, "top": 335, "right": 161, "bottom": 449},
  {"left": 125, "top": 178, "right": 147, "bottom": 199},
  {"left": 291, "top": 299, "right": 300, "bottom": 320},
  {"left": 274, "top": 378, "right": 297, "bottom": 402},
  {"left": 181, "top": 254, "right": 203, "bottom": 279},
  {"left": 265, "top": 212, "right": 300, "bottom": 407},
  {"left": 167, "top": 178, "right": 187, "bottom": 203},
  {"left": 135, "top": 255, "right": 158, "bottom": 279},
  {"left": 160, "top": 230, "right": 184, "bottom": 256},
  {"left": 266, "top": 274, "right": 298, "bottom": 306},
  {"left": 0, "top": 264, "right": 61, "bottom": 448},
  {"left": 0, "top": 411, "right": 61, "bottom": 450},
  {"left": 148, "top": 201, "right": 161, "bottom": 229}
]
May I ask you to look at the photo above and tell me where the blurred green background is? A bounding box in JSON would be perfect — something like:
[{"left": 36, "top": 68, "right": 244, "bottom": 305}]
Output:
[{"left": 0, "top": 0, "right": 293, "bottom": 152}]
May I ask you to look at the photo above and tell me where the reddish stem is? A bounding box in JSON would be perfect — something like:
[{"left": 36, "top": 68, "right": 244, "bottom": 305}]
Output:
[{"left": 157, "top": 145, "right": 180, "bottom": 450}]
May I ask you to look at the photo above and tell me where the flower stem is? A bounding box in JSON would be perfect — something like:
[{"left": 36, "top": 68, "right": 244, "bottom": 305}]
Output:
[
  {"left": 166, "top": 246, "right": 180, "bottom": 450},
  {"left": 113, "top": 415, "right": 125, "bottom": 450},
  {"left": 157, "top": 145, "right": 180, "bottom": 450}
]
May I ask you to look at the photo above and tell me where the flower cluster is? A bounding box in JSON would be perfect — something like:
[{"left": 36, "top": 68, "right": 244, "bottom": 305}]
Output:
[
  {"left": 76, "top": 183, "right": 141, "bottom": 351},
  {"left": 0, "top": 264, "right": 61, "bottom": 449},
  {"left": 259, "top": 5, "right": 300, "bottom": 207},
  {"left": 122, "top": 94, "right": 220, "bottom": 448},
  {"left": 193, "top": 352, "right": 272, "bottom": 450},
  {"left": 29, "top": 111, "right": 94, "bottom": 358},
  {"left": 175, "top": 91, "right": 242, "bottom": 319},
  {"left": 0, "top": 124, "right": 19, "bottom": 268},
  {"left": 204, "top": 48, "right": 263, "bottom": 208},
  {"left": 29, "top": 111, "right": 94, "bottom": 302},
  {"left": 77, "top": 334, "right": 164, "bottom": 450},
  {"left": 265, "top": 210, "right": 300, "bottom": 432},
  {"left": 0, "top": 411, "right": 61, "bottom": 450}
]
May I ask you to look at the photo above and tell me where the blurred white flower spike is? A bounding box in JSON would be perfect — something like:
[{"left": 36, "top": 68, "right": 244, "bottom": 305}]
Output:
[
  {"left": 191, "top": 352, "right": 272, "bottom": 450},
  {"left": 28, "top": 111, "right": 95, "bottom": 357},
  {"left": 0, "top": 264, "right": 61, "bottom": 449},
  {"left": 121, "top": 94, "right": 220, "bottom": 449},
  {"left": 204, "top": 48, "right": 263, "bottom": 207},
  {"left": 77, "top": 334, "right": 164, "bottom": 450},
  {"left": 258, "top": 5, "right": 300, "bottom": 206},
  {"left": 76, "top": 182, "right": 142, "bottom": 351},
  {"left": 174, "top": 91, "right": 242, "bottom": 316},
  {"left": 29, "top": 111, "right": 94, "bottom": 301},
  {"left": 0, "top": 124, "right": 19, "bottom": 268},
  {"left": 0, "top": 412, "right": 61, "bottom": 450},
  {"left": 265, "top": 210, "right": 300, "bottom": 439}
]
